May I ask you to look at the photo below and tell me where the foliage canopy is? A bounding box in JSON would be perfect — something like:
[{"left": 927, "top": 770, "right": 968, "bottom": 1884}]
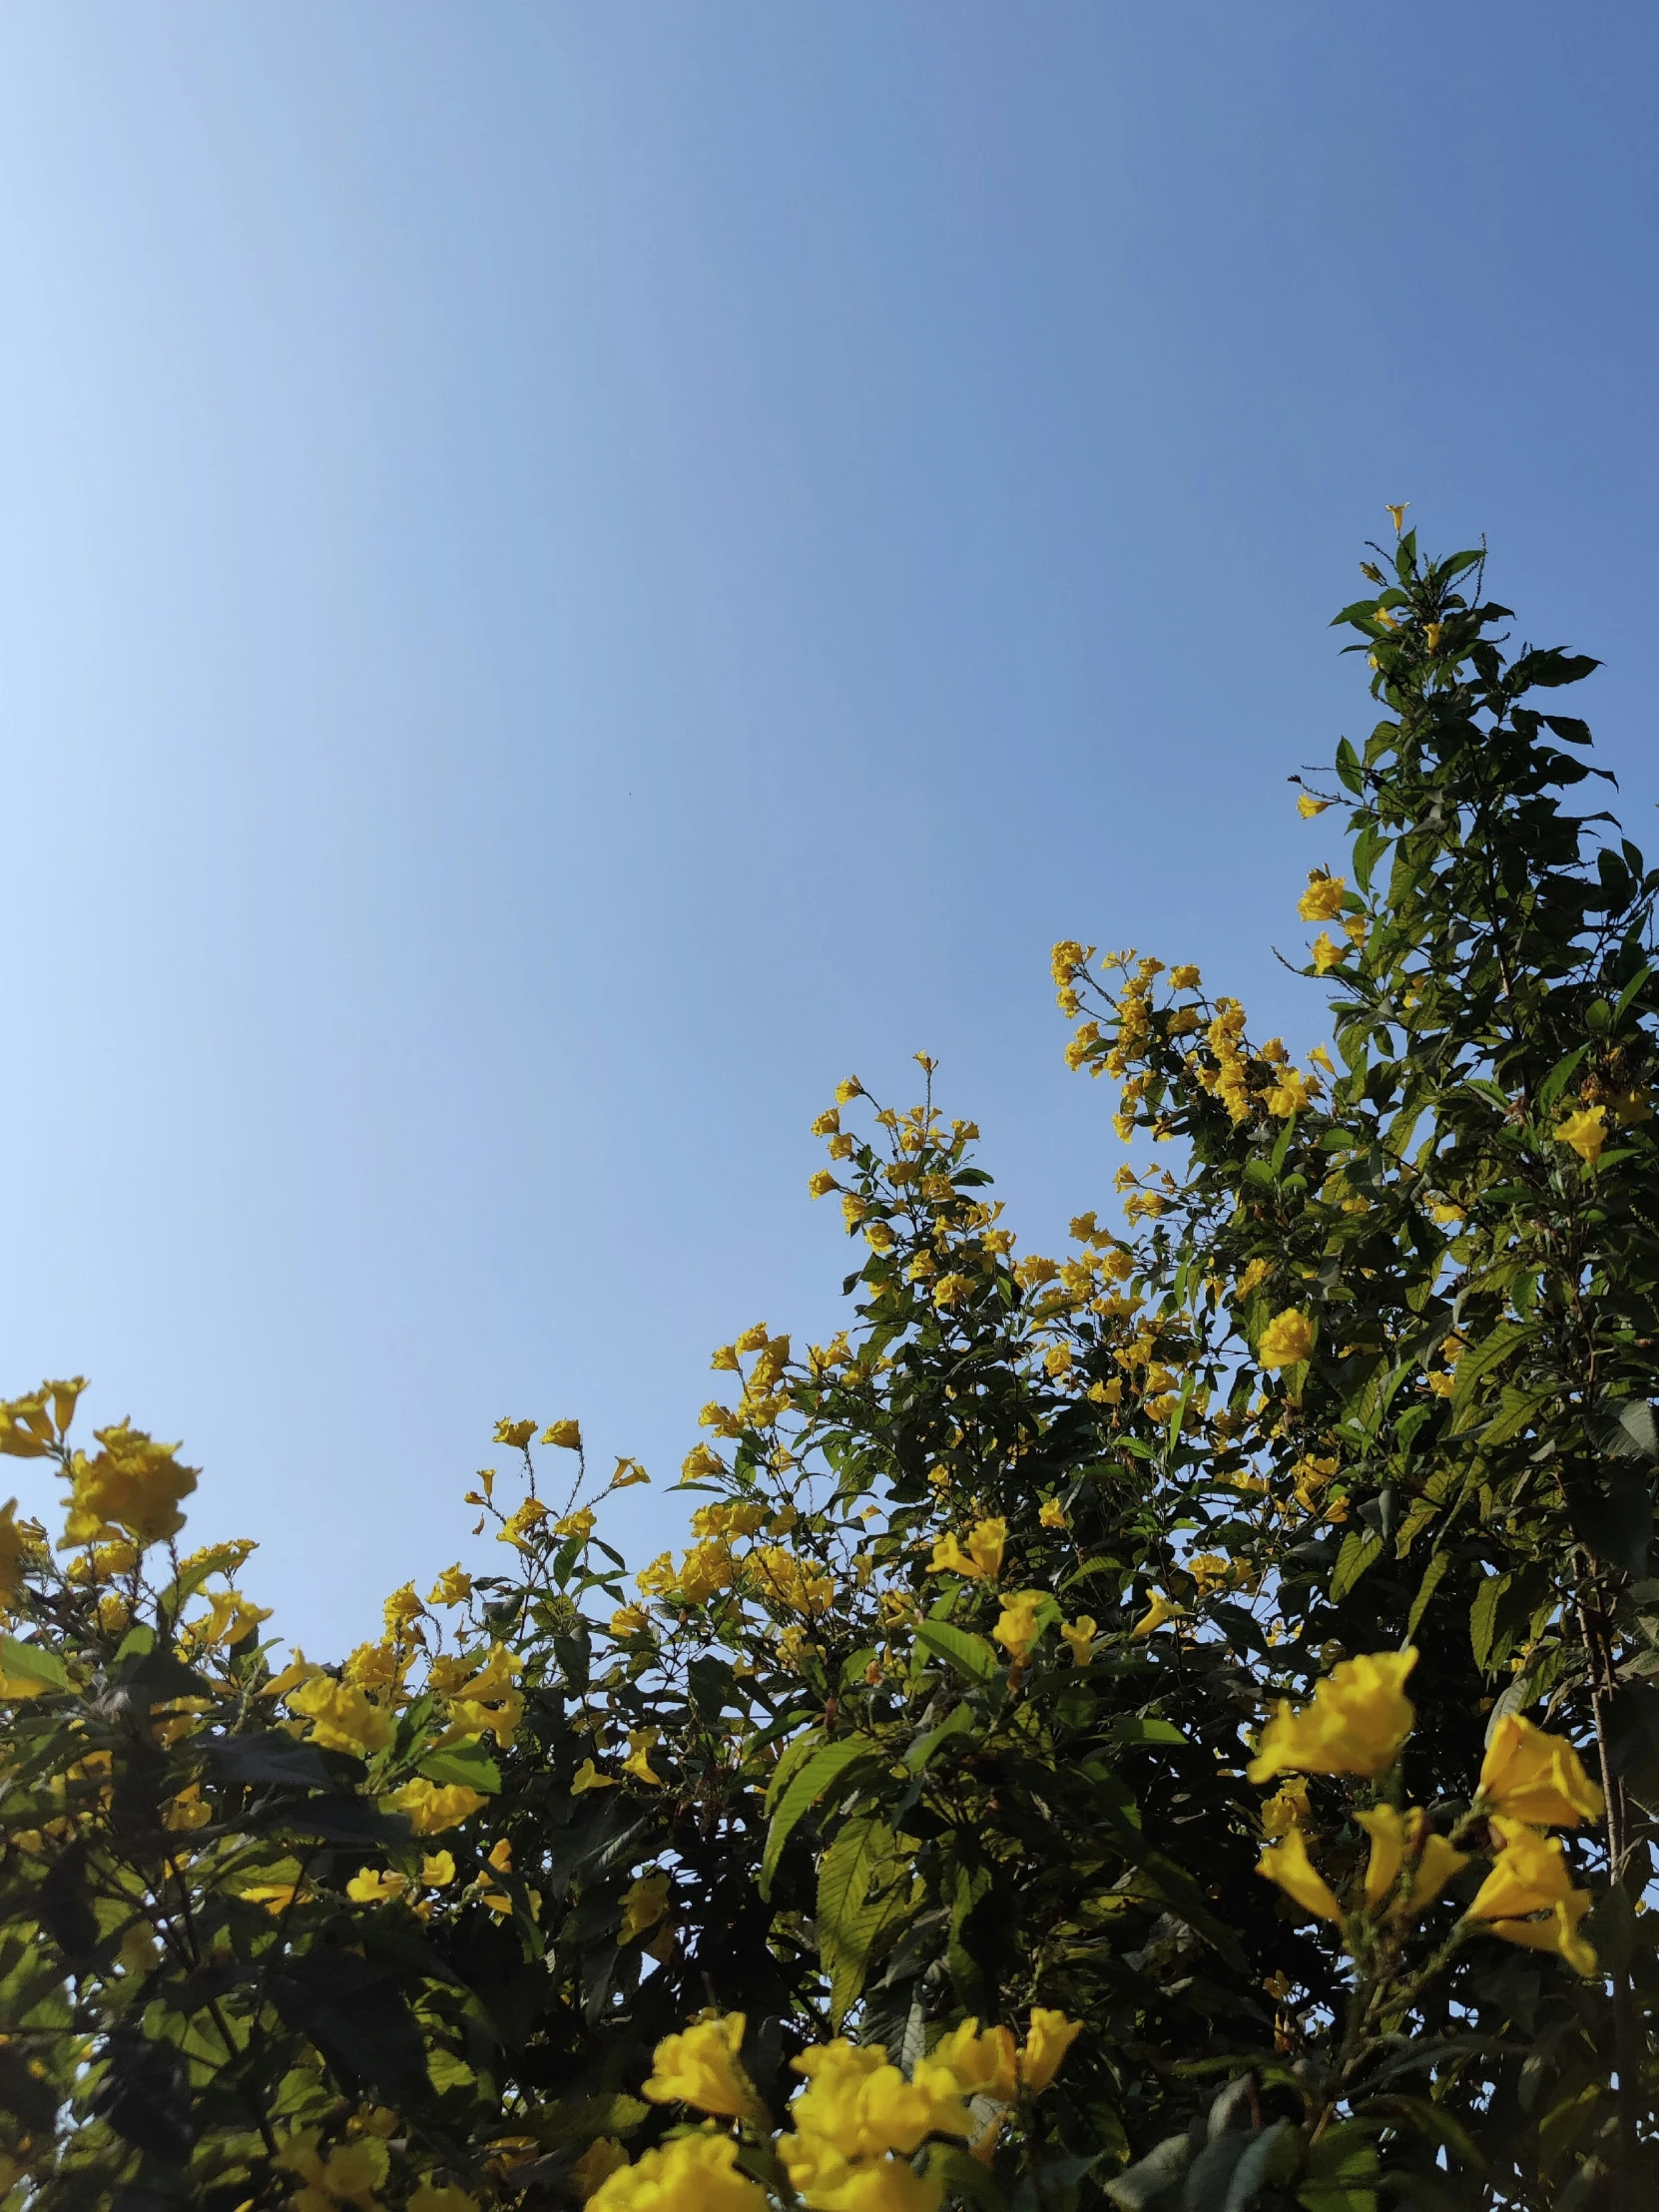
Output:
[{"left": 2, "top": 527, "right": 1657, "bottom": 2212}]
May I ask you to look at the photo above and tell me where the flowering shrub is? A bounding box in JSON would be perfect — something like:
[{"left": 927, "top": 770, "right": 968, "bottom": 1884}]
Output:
[{"left": 0, "top": 525, "right": 1656, "bottom": 2209}]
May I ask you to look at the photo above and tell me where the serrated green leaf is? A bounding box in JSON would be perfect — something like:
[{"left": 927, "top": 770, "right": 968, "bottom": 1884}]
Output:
[
  {"left": 1405, "top": 1551, "right": 1449, "bottom": 1637},
  {"left": 1470, "top": 1573, "right": 1509, "bottom": 1674},
  {"left": 762, "top": 1737, "right": 876, "bottom": 1898},
  {"left": 818, "top": 1814, "right": 910, "bottom": 2028},
  {"left": 1331, "top": 1530, "right": 1382, "bottom": 1601}
]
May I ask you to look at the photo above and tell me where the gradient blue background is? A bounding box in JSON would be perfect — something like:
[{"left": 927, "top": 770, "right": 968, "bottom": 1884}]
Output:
[{"left": 1, "top": 4, "right": 1654, "bottom": 1651}]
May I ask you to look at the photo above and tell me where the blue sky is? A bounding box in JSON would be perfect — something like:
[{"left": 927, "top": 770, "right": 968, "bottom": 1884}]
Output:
[{"left": 1, "top": 5, "right": 1654, "bottom": 1652}]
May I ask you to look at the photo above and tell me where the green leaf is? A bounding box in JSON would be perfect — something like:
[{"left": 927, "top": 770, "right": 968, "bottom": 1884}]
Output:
[
  {"left": 1536, "top": 1045, "right": 1590, "bottom": 1116},
  {"left": 1331, "top": 1530, "right": 1382, "bottom": 1601},
  {"left": 911, "top": 1619, "right": 1000, "bottom": 1683},
  {"left": 764, "top": 1726, "right": 826, "bottom": 1815},
  {"left": 524, "top": 2093, "right": 650, "bottom": 2145},
  {"left": 1448, "top": 1320, "right": 1534, "bottom": 1430},
  {"left": 0, "top": 1636, "right": 68, "bottom": 1693},
  {"left": 1479, "top": 1384, "right": 1554, "bottom": 1447},
  {"left": 1358, "top": 2093, "right": 1488, "bottom": 2177},
  {"left": 1569, "top": 1477, "right": 1653, "bottom": 1577},
  {"left": 762, "top": 1737, "right": 876, "bottom": 1898},
  {"left": 207, "top": 1733, "right": 333, "bottom": 1792},
  {"left": 906, "top": 1701, "right": 977, "bottom": 1771},
  {"left": 1353, "top": 823, "right": 1389, "bottom": 893},
  {"left": 1298, "top": 2117, "right": 1380, "bottom": 2211},
  {"left": 1224, "top": 2121, "right": 1300, "bottom": 2209},
  {"left": 249, "top": 1794, "right": 411, "bottom": 1849},
  {"left": 818, "top": 1814, "right": 908, "bottom": 2028},
  {"left": 924, "top": 2144, "right": 1004, "bottom": 2211},
  {"left": 1613, "top": 961, "right": 1654, "bottom": 1022},
  {"left": 1103, "top": 2131, "right": 1194, "bottom": 2208},
  {"left": 1405, "top": 1551, "right": 1449, "bottom": 1638},
  {"left": 418, "top": 1740, "right": 503, "bottom": 1794},
  {"left": 1106, "top": 1715, "right": 1189, "bottom": 1748},
  {"left": 1470, "top": 1573, "right": 1510, "bottom": 1674}
]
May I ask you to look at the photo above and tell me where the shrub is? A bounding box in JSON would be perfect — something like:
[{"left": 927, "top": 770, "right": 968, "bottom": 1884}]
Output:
[{"left": 1, "top": 526, "right": 1655, "bottom": 2210}]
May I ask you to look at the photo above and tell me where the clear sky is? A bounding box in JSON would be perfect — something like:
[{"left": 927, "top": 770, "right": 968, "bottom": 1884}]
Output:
[{"left": 1, "top": 4, "right": 1654, "bottom": 1653}]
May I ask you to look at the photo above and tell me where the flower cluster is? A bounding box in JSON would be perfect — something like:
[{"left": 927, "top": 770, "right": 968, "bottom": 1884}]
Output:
[
  {"left": 1252, "top": 1649, "right": 1603, "bottom": 1976},
  {"left": 590, "top": 2006, "right": 1081, "bottom": 2212}
]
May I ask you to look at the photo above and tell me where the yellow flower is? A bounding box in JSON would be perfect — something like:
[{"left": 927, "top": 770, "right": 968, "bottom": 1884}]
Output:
[
  {"left": 1297, "top": 794, "right": 1332, "bottom": 818},
  {"left": 642, "top": 2012, "right": 761, "bottom": 2120},
  {"left": 384, "top": 1779, "right": 488, "bottom": 1835},
  {"left": 427, "top": 1563, "right": 473, "bottom": 1607},
  {"left": 346, "top": 1867, "right": 410, "bottom": 1907},
  {"left": 835, "top": 1076, "right": 863, "bottom": 1104},
  {"left": 610, "top": 1605, "right": 650, "bottom": 1639},
  {"left": 1260, "top": 1777, "right": 1311, "bottom": 1837},
  {"left": 1355, "top": 1805, "right": 1466, "bottom": 1914},
  {"left": 588, "top": 2132, "right": 768, "bottom": 2212},
  {"left": 444, "top": 1644, "right": 523, "bottom": 1748},
  {"left": 610, "top": 1457, "right": 650, "bottom": 1489},
  {"left": 1048, "top": 1615, "right": 1093, "bottom": 1670},
  {"left": 1248, "top": 1648, "right": 1417, "bottom": 1782},
  {"left": 162, "top": 1781, "right": 214, "bottom": 1832},
  {"left": 992, "top": 1590, "right": 1046, "bottom": 1662},
  {"left": 1257, "top": 1309, "right": 1316, "bottom": 1370},
  {"left": 61, "top": 1422, "right": 198, "bottom": 1549},
  {"left": 1234, "top": 1258, "right": 1272, "bottom": 1300},
  {"left": 542, "top": 1419, "right": 583, "bottom": 1449},
  {"left": 1429, "top": 1201, "right": 1465, "bottom": 1225},
  {"left": 930, "top": 2018, "right": 1018, "bottom": 2103},
  {"left": 1555, "top": 1104, "right": 1607, "bottom": 1165},
  {"left": 1466, "top": 1818, "right": 1597, "bottom": 1975},
  {"left": 187, "top": 1587, "right": 272, "bottom": 1648},
  {"left": 238, "top": 1882, "right": 306, "bottom": 1915},
  {"left": 570, "top": 2139, "right": 630, "bottom": 2202},
  {"left": 555, "top": 1506, "right": 597, "bottom": 1541},
  {"left": 809, "top": 1170, "right": 838, "bottom": 1199},
  {"left": 1257, "top": 1828, "right": 1342, "bottom": 1924},
  {"left": 788, "top": 2036, "right": 971, "bottom": 2158},
  {"left": 1019, "top": 2007, "right": 1082, "bottom": 2095},
  {"left": 1385, "top": 502, "right": 1408, "bottom": 533},
  {"left": 0, "top": 1498, "right": 31, "bottom": 1600},
  {"left": 1130, "top": 1590, "right": 1183, "bottom": 1638},
  {"left": 571, "top": 1757, "right": 616, "bottom": 1795},
  {"left": 622, "top": 1728, "right": 664, "bottom": 1786},
  {"left": 1311, "top": 931, "right": 1345, "bottom": 974},
  {"left": 421, "top": 1850, "right": 456, "bottom": 1886},
  {"left": 1039, "top": 1499, "right": 1068, "bottom": 1530},
  {"left": 498, "top": 1495, "right": 551, "bottom": 1549},
  {"left": 1264, "top": 1067, "right": 1316, "bottom": 1119},
  {"left": 1477, "top": 1714, "right": 1604, "bottom": 1827},
  {"left": 477, "top": 1836, "right": 533, "bottom": 1917},
  {"left": 287, "top": 1675, "right": 397, "bottom": 1758},
  {"left": 494, "top": 1417, "right": 537, "bottom": 1450},
  {"left": 1297, "top": 871, "right": 1347, "bottom": 923},
  {"left": 750, "top": 1545, "right": 834, "bottom": 1615},
  {"left": 620, "top": 1871, "right": 672, "bottom": 1941},
  {"left": 785, "top": 2141, "right": 943, "bottom": 2211},
  {"left": 926, "top": 1517, "right": 1006, "bottom": 1582},
  {"left": 1169, "top": 963, "right": 1202, "bottom": 989}
]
